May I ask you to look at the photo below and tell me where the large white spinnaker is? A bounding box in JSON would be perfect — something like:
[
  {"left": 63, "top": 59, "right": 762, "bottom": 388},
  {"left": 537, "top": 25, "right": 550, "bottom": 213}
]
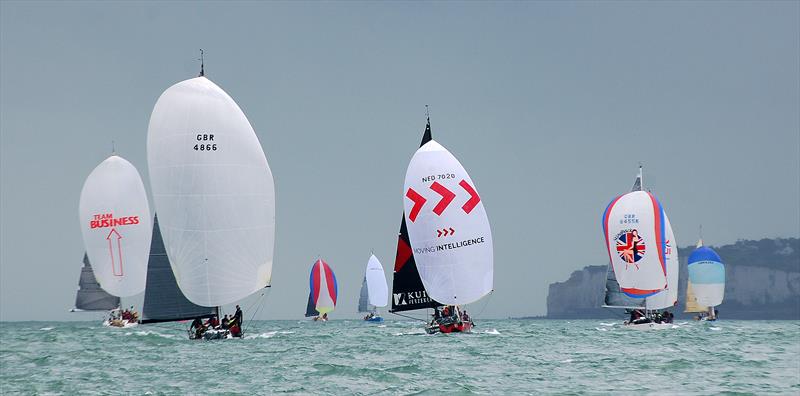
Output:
[
  {"left": 79, "top": 155, "right": 152, "bottom": 297},
  {"left": 146, "top": 76, "right": 275, "bottom": 307},
  {"left": 402, "top": 140, "right": 493, "bottom": 306},
  {"left": 365, "top": 254, "right": 388, "bottom": 308},
  {"left": 602, "top": 190, "right": 668, "bottom": 298},
  {"left": 646, "top": 214, "right": 679, "bottom": 310}
]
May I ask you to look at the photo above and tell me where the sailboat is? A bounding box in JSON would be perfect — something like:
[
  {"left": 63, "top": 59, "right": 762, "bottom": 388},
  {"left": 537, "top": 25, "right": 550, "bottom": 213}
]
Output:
[
  {"left": 686, "top": 239, "right": 725, "bottom": 321},
  {"left": 70, "top": 253, "right": 121, "bottom": 314},
  {"left": 79, "top": 154, "right": 153, "bottom": 327},
  {"left": 358, "top": 254, "right": 388, "bottom": 322},
  {"left": 146, "top": 62, "right": 276, "bottom": 339},
  {"left": 601, "top": 166, "right": 673, "bottom": 329},
  {"left": 398, "top": 114, "right": 494, "bottom": 334},
  {"left": 305, "top": 259, "right": 338, "bottom": 321}
]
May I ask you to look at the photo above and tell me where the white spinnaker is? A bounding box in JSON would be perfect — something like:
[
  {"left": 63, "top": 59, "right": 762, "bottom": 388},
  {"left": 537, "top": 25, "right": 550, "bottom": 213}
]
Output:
[
  {"left": 146, "top": 77, "right": 275, "bottom": 307},
  {"left": 79, "top": 155, "right": 152, "bottom": 297},
  {"left": 646, "top": 214, "right": 679, "bottom": 310},
  {"left": 604, "top": 191, "right": 668, "bottom": 295},
  {"left": 365, "top": 254, "right": 388, "bottom": 308},
  {"left": 403, "top": 140, "right": 493, "bottom": 306}
]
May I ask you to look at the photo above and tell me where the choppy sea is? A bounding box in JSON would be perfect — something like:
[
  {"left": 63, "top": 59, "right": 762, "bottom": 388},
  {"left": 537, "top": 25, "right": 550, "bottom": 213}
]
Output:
[{"left": 1, "top": 319, "right": 798, "bottom": 395}]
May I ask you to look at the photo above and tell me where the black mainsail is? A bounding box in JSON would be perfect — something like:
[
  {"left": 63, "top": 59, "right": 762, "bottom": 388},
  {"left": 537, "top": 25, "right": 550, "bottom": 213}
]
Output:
[
  {"left": 390, "top": 118, "right": 441, "bottom": 313},
  {"left": 72, "top": 253, "right": 120, "bottom": 311},
  {"left": 139, "top": 215, "right": 216, "bottom": 324},
  {"left": 304, "top": 292, "right": 317, "bottom": 317}
]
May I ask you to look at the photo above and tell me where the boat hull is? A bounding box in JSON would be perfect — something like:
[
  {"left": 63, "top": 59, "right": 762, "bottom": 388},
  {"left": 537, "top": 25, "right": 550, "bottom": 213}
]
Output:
[
  {"left": 624, "top": 322, "right": 675, "bottom": 330},
  {"left": 104, "top": 319, "right": 138, "bottom": 329},
  {"left": 364, "top": 316, "right": 384, "bottom": 323},
  {"left": 426, "top": 320, "right": 473, "bottom": 334}
]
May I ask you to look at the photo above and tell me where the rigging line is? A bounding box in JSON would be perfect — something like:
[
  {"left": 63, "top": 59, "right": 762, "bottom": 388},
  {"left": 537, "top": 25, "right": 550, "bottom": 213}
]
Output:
[
  {"left": 243, "top": 288, "right": 270, "bottom": 337},
  {"left": 390, "top": 311, "right": 428, "bottom": 322},
  {"left": 474, "top": 290, "right": 493, "bottom": 319}
]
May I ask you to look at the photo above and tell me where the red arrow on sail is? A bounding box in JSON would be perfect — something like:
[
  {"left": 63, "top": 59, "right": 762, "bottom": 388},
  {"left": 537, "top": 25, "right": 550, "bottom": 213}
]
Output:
[
  {"left": 106, "top": 228, "right": 124, "bottom": 276},
  {"left": 459, "top": 180, "right": 481, "bottom": 214},
  {"left": 449, "top": 227, "right": 455, "bottom": 235},
  {"left": 437, "top": 229, "right": 443, "bottom": 237},
  {"left": 406, "top": 188, "right": 427, "bottom": 222},
  {"left": 430, "top": 182, "right": 455, "bottom": 216}
]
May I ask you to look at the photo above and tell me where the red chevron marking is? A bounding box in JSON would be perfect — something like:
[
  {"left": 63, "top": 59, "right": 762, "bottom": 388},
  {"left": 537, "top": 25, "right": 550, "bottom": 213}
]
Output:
[
  {"left": 430, "top": 182, "right": 455, "bottom": 216},
  {"left": 459, "top": 180, "right": 481, "bottom": 214},
  {"left": 405, "top": 188, "right": 426, "bottom": 222}
]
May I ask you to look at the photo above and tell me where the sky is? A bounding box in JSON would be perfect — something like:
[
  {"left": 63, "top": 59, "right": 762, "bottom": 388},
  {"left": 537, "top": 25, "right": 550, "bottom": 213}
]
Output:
[{"left": 1, "top": 1, "right": 798, "bottom": 321}]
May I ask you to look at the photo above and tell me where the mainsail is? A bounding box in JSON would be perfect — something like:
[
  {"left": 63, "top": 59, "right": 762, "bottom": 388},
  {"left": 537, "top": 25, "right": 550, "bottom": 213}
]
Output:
[
  {"left": 358, "top": 276, "right": 370, "bottom": 313},
  {"left": 73, "top": 253, "right": 120, "bottom": 311},
  {"left": 146, "top": 76, "right": 275, "bottom": 307},
  {"left": 139, "top": 215, "right": 216, "bottom": 324},
  {"left": 391, "top": 120, "right": 440, "bottom": 312},
  {"left": 684, "top": 281, "right": 707, "bottom": 313},
  {"left": 402, "top": 140, "right": 494, "bottom": 305},
  {"left": 79, "top": 155, "right": 152, "bottom": 297}
]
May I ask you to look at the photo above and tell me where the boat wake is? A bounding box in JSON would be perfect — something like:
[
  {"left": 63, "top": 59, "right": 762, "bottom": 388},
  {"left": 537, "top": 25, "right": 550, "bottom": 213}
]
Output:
[
  {"left": 125, "top": 330, "right": 178, "bottom": 339},
  {"left": 393, "top": 329, "right": 427, "bottom": 336},
  {"left": 483, "top": 329, "right": 501, "bottom": 335},
  {"left": 39, "top": 327, "right": 54, "bottom": 331}
]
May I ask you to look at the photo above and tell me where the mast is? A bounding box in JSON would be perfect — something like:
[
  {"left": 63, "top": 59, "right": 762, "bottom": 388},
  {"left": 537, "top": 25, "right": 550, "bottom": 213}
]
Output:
[{"left": 390, "top": 111, "right": 440, "bottom": 313}]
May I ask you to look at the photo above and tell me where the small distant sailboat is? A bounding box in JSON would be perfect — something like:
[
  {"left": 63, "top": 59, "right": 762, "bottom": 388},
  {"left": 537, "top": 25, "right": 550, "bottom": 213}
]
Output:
[
  {"left": 686, "top": 238, "right": 725, "bottom": 321},
  {"left": 305, "top": 259, "right": 338, "bottom": 321},
  {"left": 79, "top": 154, "right": 153, "bottom": 328},
  {"left": 400, "top": 113, "right": 493, "bottom": 334},
  {"left": 601, "top": 166, "right": 674, "bottom": 330},
  {"left": 146, "top": 59, "right": 276, "bottom": 339},
  {"left": 358, "top": 254, "right": 388, "bottom": 322}
]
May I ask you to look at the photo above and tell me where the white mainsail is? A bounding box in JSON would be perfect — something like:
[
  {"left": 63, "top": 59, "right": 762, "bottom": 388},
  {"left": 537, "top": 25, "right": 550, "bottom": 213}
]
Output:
[
  {"left": 146, "top": 76, "right": 275, "bottom": 307},
  {"left": 365, "top": 254, "right": 388, "bottom": 308},
  {"left": 402, "top": 140, "right": 493, "bottom": 306},
  {"left": 602, "top": 190, "right": 668, "bottom": 297},
  {"left": 646, "top": 214, "right": 679, "bottom": 310},
  {"left": 79, "top": 155, "right": 152, "bottom": 297}
]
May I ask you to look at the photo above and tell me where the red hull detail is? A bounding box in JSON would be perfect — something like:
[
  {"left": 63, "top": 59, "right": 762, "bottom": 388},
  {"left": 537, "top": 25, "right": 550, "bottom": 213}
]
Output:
[{"left": 438, "top": 321, "right": 473, "bottom": 334}]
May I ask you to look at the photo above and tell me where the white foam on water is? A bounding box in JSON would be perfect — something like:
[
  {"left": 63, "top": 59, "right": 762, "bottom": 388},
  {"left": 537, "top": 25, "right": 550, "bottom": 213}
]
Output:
[
  {"left": 39, "top": 327, "right": 54, "bottom": 331},
  {"left": 483, "top": 329, "right": 501, "bottom": 335},
  {"left": 126, "top": 330, "right": 177, "bottom": 339},
  {"left": 595, "top": 327, "right": 608, "bottom": 332},
  {"left": 561, "top": 359, "right": 573, "bottom": 363},
  {"left": 599, "top": 322, "right": 616, "bottom": 327},
  {"left": 377, "top": 325, "right": 387, "bottom": 328},
  {"left": 249, "top": 331, "right": 278, "bottom": 339},
  {"left": 710, "top": 327, "right": 721, "bottom": 331}
]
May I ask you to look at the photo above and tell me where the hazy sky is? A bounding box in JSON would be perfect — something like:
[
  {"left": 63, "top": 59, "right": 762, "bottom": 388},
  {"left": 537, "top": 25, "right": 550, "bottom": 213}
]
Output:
[{"left": 1, "top": 1, "right": 798, "bottom": 321}]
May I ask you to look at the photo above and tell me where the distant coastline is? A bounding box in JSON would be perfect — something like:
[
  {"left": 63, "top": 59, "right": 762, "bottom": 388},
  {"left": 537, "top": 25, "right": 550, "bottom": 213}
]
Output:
[{"left": 545, "top": 238, "right": 800, "bottom": 320}]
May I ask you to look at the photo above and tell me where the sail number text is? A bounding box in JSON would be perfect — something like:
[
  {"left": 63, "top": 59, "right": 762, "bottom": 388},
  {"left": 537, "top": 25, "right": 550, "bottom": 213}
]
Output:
[
  {"left": 422, "top": 173, "right": 456, "bottom": 183},
  {"left": 193, "top": 134, "right": 217, "bottom": 152}
]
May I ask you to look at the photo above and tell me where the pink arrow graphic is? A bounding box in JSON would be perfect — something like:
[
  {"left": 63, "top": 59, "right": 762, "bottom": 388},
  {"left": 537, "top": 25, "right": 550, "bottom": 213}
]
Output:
[
  {"left": 459, "top": 180, "right": 481, "bottom": 214},
  {"left": 106, "top": 228, "right": 124, "bottom": 276},
  {"left": 406, "top": 188, "right": 427, "bottom": 222},
  {"left": 430, "top": 182, "right": 455, "bottom": 216}
]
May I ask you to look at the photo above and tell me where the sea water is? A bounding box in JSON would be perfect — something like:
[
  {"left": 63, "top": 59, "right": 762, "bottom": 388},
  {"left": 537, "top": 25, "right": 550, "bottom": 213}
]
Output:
[{"left": 1, "top": 320, "right": 798, "bottom": 395}]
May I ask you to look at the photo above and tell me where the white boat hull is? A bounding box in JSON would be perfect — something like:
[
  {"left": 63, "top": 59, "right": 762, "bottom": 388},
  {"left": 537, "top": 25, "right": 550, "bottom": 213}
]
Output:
[
  {"left": 103, "top": 319, "right": 138, "bottom": 329},
  {"left": 624, "top": 322, "right": 675, "bottom": 330}
]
